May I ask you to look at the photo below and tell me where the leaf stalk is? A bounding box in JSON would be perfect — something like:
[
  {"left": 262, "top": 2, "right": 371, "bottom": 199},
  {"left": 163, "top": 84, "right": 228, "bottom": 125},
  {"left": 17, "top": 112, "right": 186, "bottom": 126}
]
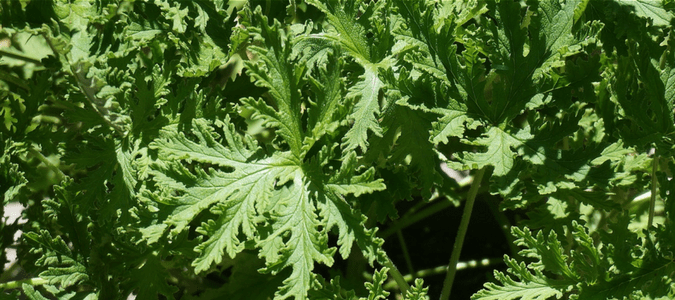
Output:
[
  {"left": 649, "top": 155, "right": 658, "bottom": 228},
  {"left": 382, "top": 253, "right": 410, "bottom": 293},
  {"left": 440, "top": 166, "right": 487, "bottom": 300},
  {"left": 0, "top": 277, "right": 48, "bottom": 290}
]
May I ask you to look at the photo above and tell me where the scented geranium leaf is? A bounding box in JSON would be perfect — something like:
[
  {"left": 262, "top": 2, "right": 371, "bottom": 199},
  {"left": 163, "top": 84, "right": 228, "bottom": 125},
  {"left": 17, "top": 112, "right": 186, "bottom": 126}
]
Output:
[
  {"left": 472, "top": 265, "right": 565, "bottom": 300},
  {"left": 97, "top": 139, "right": 142, "bottom": 224},
  {"left": 309, "top": 276, "right": 358, "bottom": 300},
  {"left": 449, "top": 127, "right": 528, "bottom": 177},
  {"left": 612, "top": 37, "right": 675, "bottom": 151},
  {"left": 292, "top": 32, "right": 336, "bottom": 72},
  {"left": 616, "top": 0, "right": 672, "bottom": 26},
  {"left": 580, "top": 251, "right": 675, "bottom": 299},
  {"left": 52, "top": 0, "right": 95, "bottom": 64},
  {"left": 243, "top": 7, "right": 304, "bottom": 155},
  {"left": 387, "top": 74, "right": 447, "bottom": 197},
  {"left": 403, "top": 279, "right": 429, "bottom": 300},
  {"left": 304, "top": 0, "right": 394, "bottom": 152},
  {"left": 149, "top": 118, "right": 298, "bottom": 267},
  {"left": 327, "top": 152, "right": 386, "bottom": 198},
  {"left": 154, "top": 0, "right": 190, "bottom": 33},
  {"left": 24, "top": 230, "right": 89, "bottom": 288},
  {"left": 591, "top": 141, "right": 634, "bottom": 165},
  {"left": 322, "top": 152, "right": 386, "bottom": 259},
  {"left": 261, "top": 175, "right": 335, "bottom": 300},
  {"left": 305, "top": 0, "right": 372, "bottom": 65},
  {"left": 0, "top": 139, "right": 27, "bottom": 203},
  {"left": 570, "top": 222, "right": 603, "bottom": 283},
  {"left": 473, "top": 225, "right": 599, "bottom": 299},
  {"left": 22, "top": 285, "right": 49, "bottom": 300},
  {"left": 320, "top": 191, "right": 384, "bottom": 264},
  {"left": 474, "top": 220, "right": 675, "bottom": 299},
  {"left": 304, "top": 53, "right": 344, "bottom": 150},
  {"left": 514, "top": 227, "right": 578, "bottom": 281},
  {"left": 478, "top": 0, "right": 593, "bottom": 122},
  {"left": 128, "top": 254, "right": 177, "bottom": 300},
  {"left": 342, "top": 65, "right": 384, "bottom": 152},
  {"left": 361, "top": 267, "right": 390, "bottom": 300},
  {"left": 576, "top": 213, "right": 675, "bottom": 299}
]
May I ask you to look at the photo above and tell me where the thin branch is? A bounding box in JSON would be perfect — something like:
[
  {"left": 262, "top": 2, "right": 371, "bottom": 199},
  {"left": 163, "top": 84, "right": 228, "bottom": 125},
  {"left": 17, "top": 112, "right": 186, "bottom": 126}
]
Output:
[
  {"left": 382, "top": 253, "right": 410, "bottom": 293},
  {"left": 0, "top": 49, "right": 43, "bottom": 65},
  {"left": 440, "top": 167, "right": 487, "bottom": 300},
  {"left": 28, "top": 147, "right": 65, "bottom": 181},
  {"left": 0, "top": 277, "right": 48, "bottom": 290},
  {"left": 396, "top": 229, "right": 415, "bottom": 279},
  {"left": 648, "top": 155, "right": 658, "bottom": 228},
  {"left": 382, "top": 258, "right": 503, "bottom": 290}
]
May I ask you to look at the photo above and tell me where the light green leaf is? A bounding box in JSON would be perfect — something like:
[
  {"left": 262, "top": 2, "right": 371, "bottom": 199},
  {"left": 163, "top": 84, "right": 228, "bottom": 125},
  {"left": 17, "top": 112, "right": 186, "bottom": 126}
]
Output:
[
  {"left": 342, "top": 66, "right": 384, "bottom": 152},
  {"left": 263, "top": 175, "right": 335, "bottom": 300},
  {"left": 449, "top": 127, "right": 525, "bottom": 176},
  {"left": 616, "top": 0, "right": 672, "bottom": 26},
  {"left": 472, "top": 272, "right": 563, "bottom": 300},
  {"left": 361, "top": 267, "right": 390, "bottom": 300},
  {"left": 149, "top": 118, "right": 298, "bottom": 268},
  {"left": 244, "top": 8, "right": 305, "bottom": 155}
]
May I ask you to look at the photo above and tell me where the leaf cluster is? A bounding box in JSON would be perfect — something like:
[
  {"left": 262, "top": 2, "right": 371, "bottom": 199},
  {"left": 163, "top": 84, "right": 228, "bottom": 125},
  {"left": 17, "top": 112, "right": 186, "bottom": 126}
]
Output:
[{"left": 2, "top": 0, "right": 675, "bottom": 299}]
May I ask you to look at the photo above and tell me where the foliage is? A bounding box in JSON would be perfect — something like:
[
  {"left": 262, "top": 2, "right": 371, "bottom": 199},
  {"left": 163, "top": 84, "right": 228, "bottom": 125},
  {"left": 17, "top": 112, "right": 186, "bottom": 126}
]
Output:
[{"left": 2, "top": 0, "right": 675, "bottom": 299}]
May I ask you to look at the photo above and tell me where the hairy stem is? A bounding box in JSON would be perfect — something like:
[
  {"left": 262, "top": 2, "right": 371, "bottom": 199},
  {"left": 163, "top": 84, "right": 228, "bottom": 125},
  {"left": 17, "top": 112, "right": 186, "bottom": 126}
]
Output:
[
  {"left": 28, "top": 147, "right": 65, "bottom": 181},
  {"left": 382, "top": 253, "right": 410, "bottom": 293},
  {"left": 0, "top": 69, "right": 29, "bottom": 90},
  {"left": 380, "top": 199, "right": 454, "bottom": 239},
  {"left": 0, "top": 49, "right": 43, "bottom": 65},
  {"left": 485, "top": 196, "right": 519, "bottom": 259},
  {"left": 649, "top": 155, "right": 658, "bottom": 228},
  {"left": 382, "top": 258, "right": 503, "bottom": 290},
  {"left": 396, "top": 229, "right": 415, "bottom": 278},
  {"left": 0, "top": 277, "right": 48, "bottom": 290},
  {"left": 440, "top": 167, "right": 487, "bottom": 300}
]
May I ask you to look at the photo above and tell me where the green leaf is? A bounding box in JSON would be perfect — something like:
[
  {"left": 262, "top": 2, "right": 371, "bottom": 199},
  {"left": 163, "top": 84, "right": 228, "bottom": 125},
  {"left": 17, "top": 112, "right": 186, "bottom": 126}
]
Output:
[
  {"left": 472, "top": 268, "right": 564, "bottom": 300},
  {"left": 0, "top": 140, "right": 27, "bottom": 203},
  {"left": 403, "top": 279, "right": 429, "bottom": 300},
  {"left": 243, "top": 8, "right": 305, "bottom": 156},
  {"left": 149, "top": 118, "right": 298, "bottom": 265},
  {"left": 304, "top": 0, "right": 393, "bottom": 152},
  {"left": 24, "top": 230, "right": 90, "bottom": 288},
  {"left": 22, "top": 284, "right": 49, "bottom": 300},
  {"left": 616, "top": 0, "right": 672, "bottom": 26},
  {"left": 128, "top": 254, "right": 178, "bottom": 300},
  {"left": 261, "top": 176, "right": 335, "bottom": 300},
  {"left": 449, "top": 127, "right": 526, "bottom": 177},
  {"left": 342, "top": 66, "right": 384, "bottom": 152},
  {"left": 305, "top": 0, "right": 373, "bottom": 65},
  {"left": 361, "top": 267, "right": 390, "bottom": 300}
]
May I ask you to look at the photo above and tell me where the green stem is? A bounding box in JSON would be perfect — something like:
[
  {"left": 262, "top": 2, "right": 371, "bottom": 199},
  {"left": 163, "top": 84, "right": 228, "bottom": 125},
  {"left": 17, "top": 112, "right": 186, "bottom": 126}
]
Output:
[
  {"left": 382, "top": 253, "right": 410, "bottom": 293},
  {"left": 485, "top": 196, "right": 519, "bottom": 259},
  {"left": 382, "top": 258, "right": 503, "bottom": 290},
  {"left": 28, "top": 147, "right": 65, "bottom": 181},
  {"left": 0, "top": 277, "right": 48, "bottom": 290},
  {"left": 649, "top": 155, "right": 658, "bottom": 228},
  {"left": 290, "top": 0, "right": 298, "bottom": 22},
  {"left": 440, "top": 167, "right": 487, "bottom": 300},
  {"left": 380, "top": 199, "right": 454, "bottom": 239},
  {"left": 71, "top": 66, "right": 126, "bottom": 138},
  {"left": 0, "top": 70, "right": 29, "bottom": 90},
  {"left": 0, "top": 260, "right": 20, "bottom": 283},
  {"left": 396, "top": 229, "right": 415, "bottom": 278},
  {"left": 380, "top": 169, "right": 475, "bottom": 239},
  {"left": 0, "top": 49, "right": 43, "bottom": 65}
]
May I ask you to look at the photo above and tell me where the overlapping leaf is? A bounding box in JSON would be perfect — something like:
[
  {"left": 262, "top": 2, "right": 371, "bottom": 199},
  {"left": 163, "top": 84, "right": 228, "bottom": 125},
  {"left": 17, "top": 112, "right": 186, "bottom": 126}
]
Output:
[{"left": 144, "top": 7, "right": 387, "bottom": 299}]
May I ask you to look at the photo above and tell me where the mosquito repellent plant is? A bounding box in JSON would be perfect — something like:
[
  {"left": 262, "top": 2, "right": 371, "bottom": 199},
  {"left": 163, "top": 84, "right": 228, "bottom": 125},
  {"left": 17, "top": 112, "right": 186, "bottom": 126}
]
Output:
[{"left": 2, "top": 0, "right": 674, "bottom": 299}]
